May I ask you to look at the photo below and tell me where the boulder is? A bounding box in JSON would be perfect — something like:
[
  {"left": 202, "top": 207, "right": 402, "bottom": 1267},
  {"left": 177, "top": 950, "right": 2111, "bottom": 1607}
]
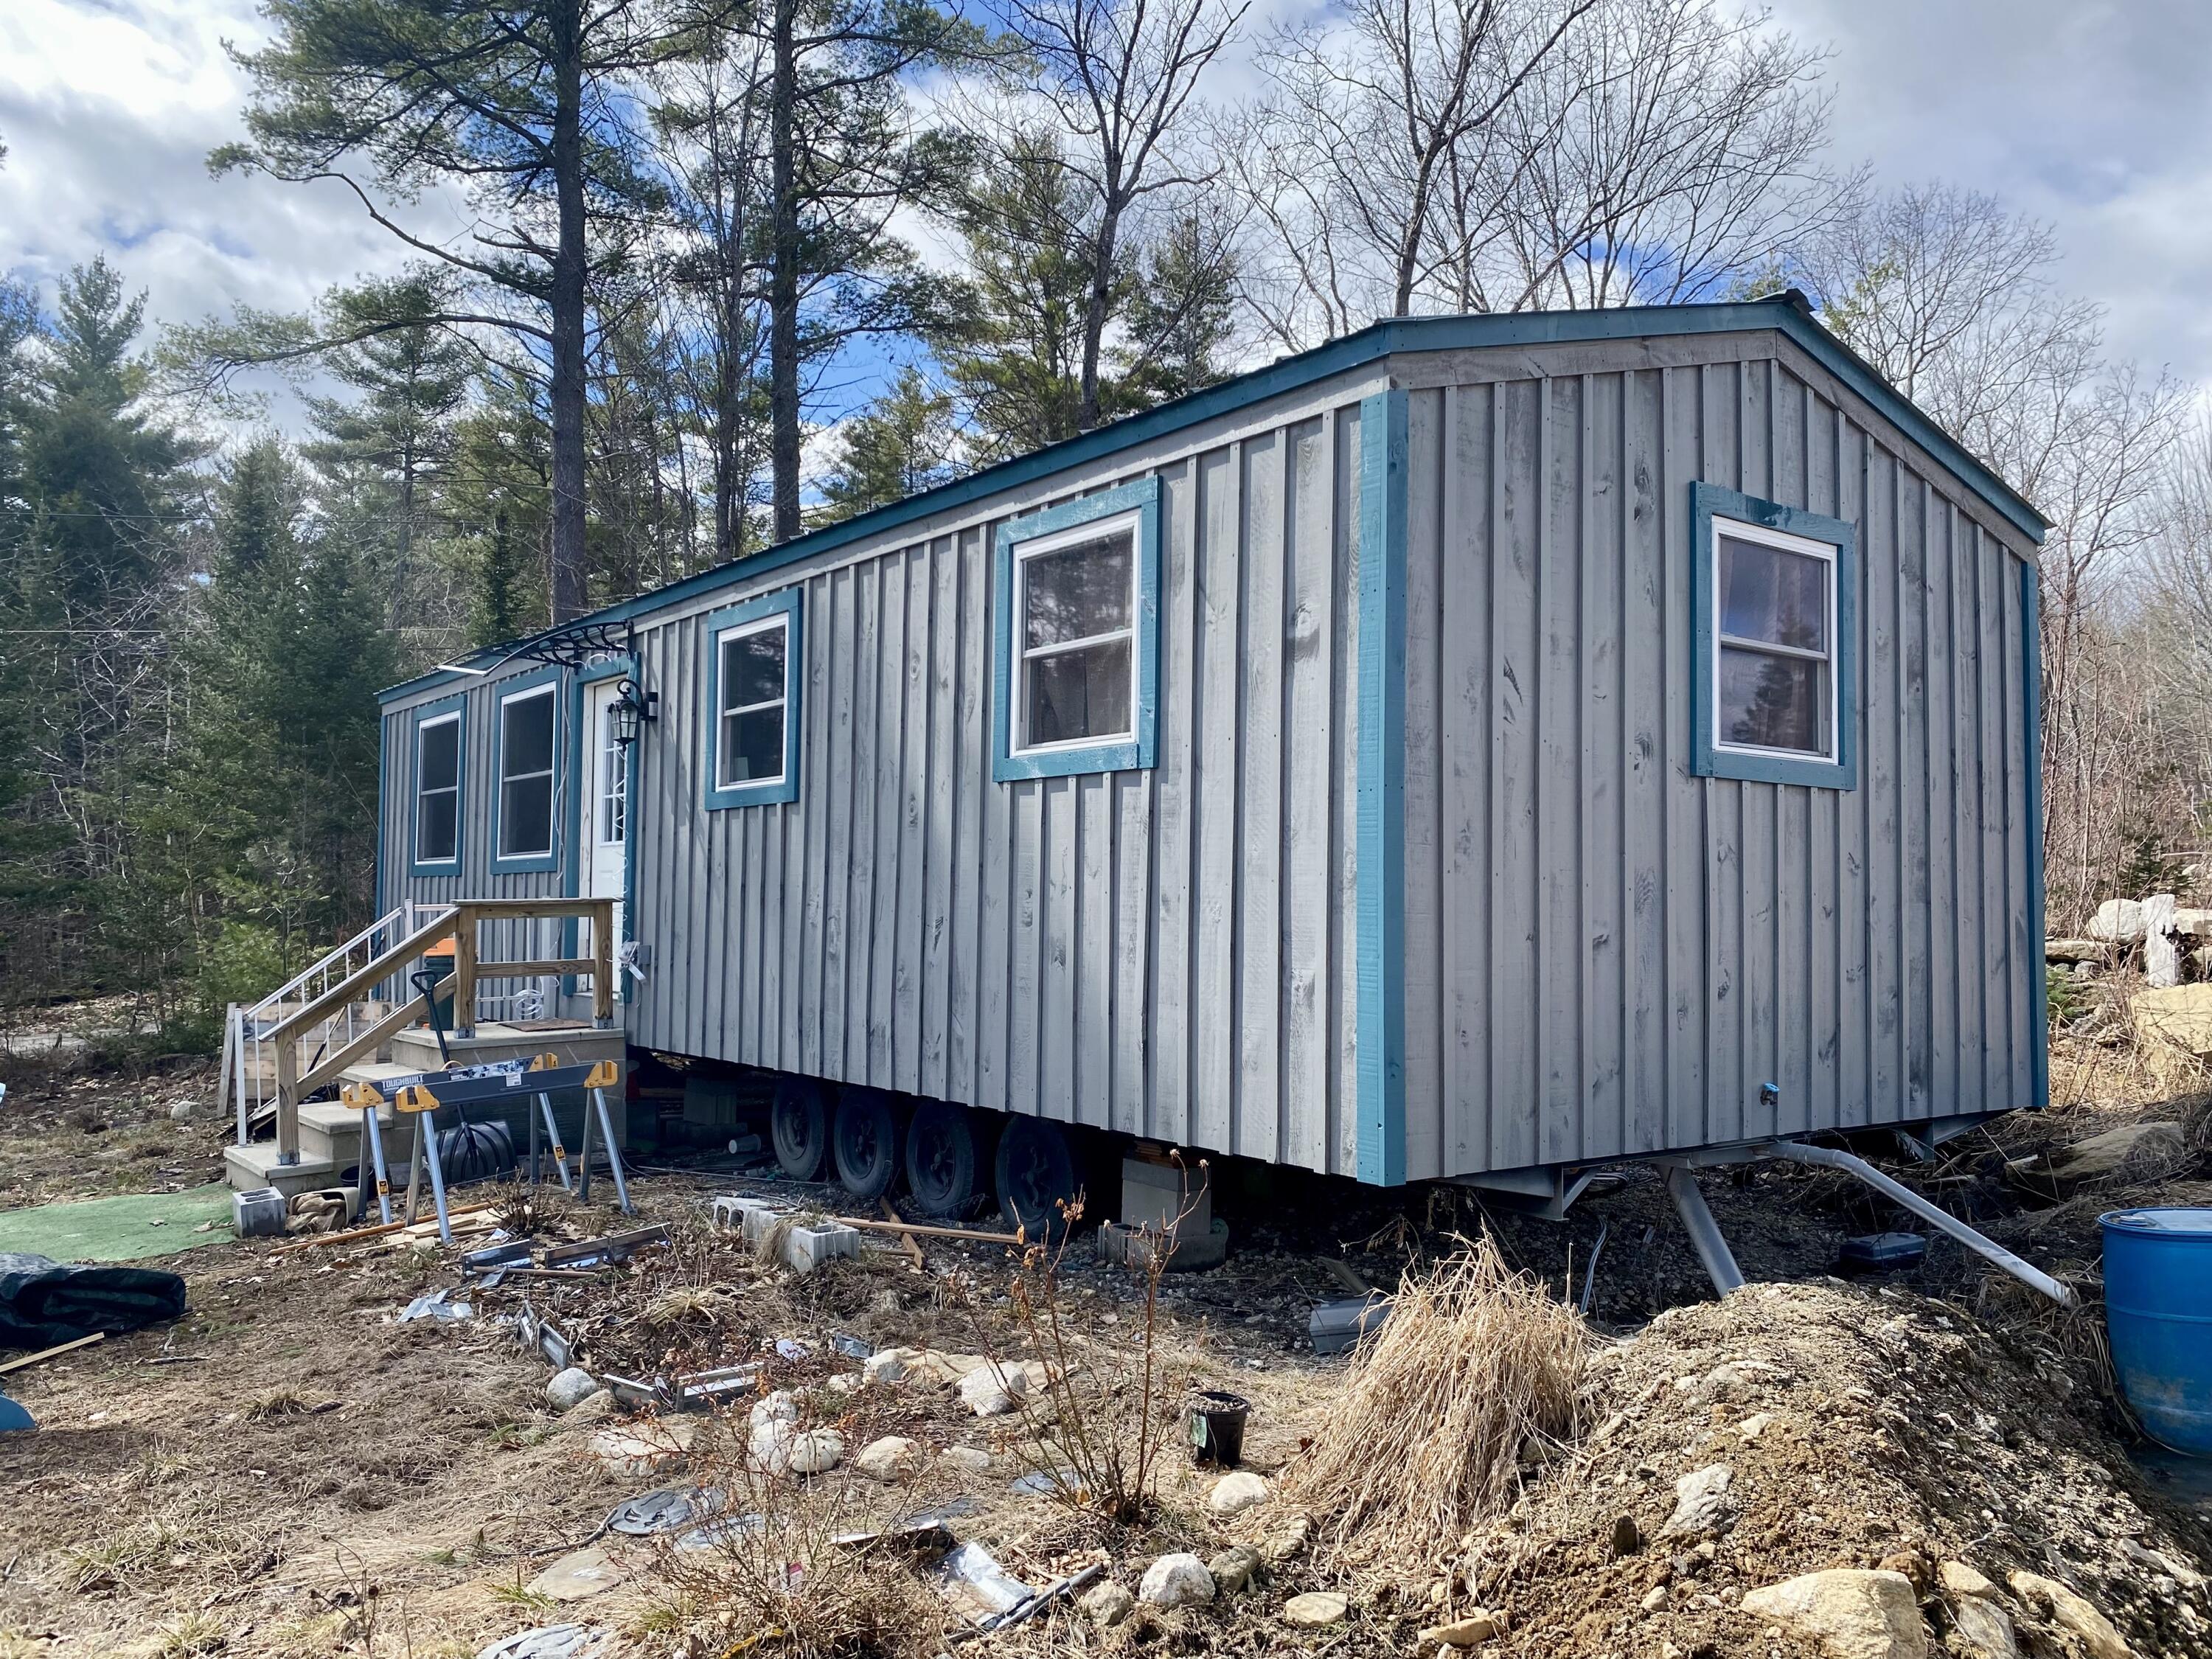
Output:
[
  {"left": 1949, "top": 1594, "right": 2019, "bottom": 1659},
  {"left": 1420, "top": 1611, "right": 1501, "bottom": 1647},
  {"left": 1138, "top": 1552, "right": 1216, "bottom": 1608},
  {"left": 2131, "top": 984, "right": 2212, "bottom": 1054},
  {"left": 588, "top": 1426, "right": 686, "bottom": 1480},
  {"left": 1207, "top": 1545, "right": 1262, "bottom": 1595},
  {"left": 2049, "top": 1120, "right": 2188, "bottom": 1185},
  {"left": 2006, "top": 1571, "right": 2131, "bottom": 1659},
  {"left": 1739, "top": 1568, "right": 1927, "bottom": 1659},
  {"left": 1080, "top": 1582, "right": 1135, "bottom": 1627},
  {"left": 1283, "top": 1591, "right": 1349, "bottom": 1627},
  {"left": 2089, "top": 899, "right": 2147, "bottom": 943},
  {"left": 1207, "top": 1470, "right": 1270, "bottom": 1517},
  {"left": 526, "top": 1545, "right": 625, "bottom": 1602},
  {"left": 546, "top": 1368, "right": 605, "bottom": 1413},
  {"left": 854, "top": 1435, "right": 922, "bottom": 1481},
  {"left": 2174, "top": 908, "right": 2212, "bottom": 940},
  {"left": 1938, "top": 1561, "right": 1996, "bottom": 1600},
  {"left": 2045, "top": 938, "right": 2112, "bottom": 966},
  {"left": 940, "top": 1445, "right": 993, "bottom": 1473},
  {"left": 863, "top": 1346, "right": 922, "bottom": 1384},
  {"left": 958, "top": 1363, "right": 1029, "bottom": 1416},
  {"left": 785, "top": 1428, "right": 844, "bottom": 1475},
  {"left": 1659, "top": 1464, "right": 1736, "bottom": 1537}
]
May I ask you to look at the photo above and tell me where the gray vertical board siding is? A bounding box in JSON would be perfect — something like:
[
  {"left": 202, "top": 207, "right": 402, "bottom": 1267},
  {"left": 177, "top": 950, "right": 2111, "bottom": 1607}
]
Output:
[
  {"left": 1402, "top": 341, "right": 2039, "bottom": 1180},
  {"left": 602, "top": 377, "right": 1377, "bottom": 1176}
]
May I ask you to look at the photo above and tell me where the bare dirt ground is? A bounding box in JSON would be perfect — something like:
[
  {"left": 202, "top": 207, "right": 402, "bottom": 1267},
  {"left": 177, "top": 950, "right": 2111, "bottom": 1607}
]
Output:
[{"left": 0, "top": 1043, "right": 2208, "bottom": 1659}]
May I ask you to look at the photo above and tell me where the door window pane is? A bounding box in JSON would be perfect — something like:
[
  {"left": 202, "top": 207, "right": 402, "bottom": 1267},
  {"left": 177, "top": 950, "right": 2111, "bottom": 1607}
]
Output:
[{"left": 598, "top": 703, "right": 626, "bottom": 844}]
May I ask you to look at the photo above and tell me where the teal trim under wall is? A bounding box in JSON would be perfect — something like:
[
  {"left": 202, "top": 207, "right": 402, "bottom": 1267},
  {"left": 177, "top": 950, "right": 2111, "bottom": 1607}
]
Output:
[
  {"left": 406, "top": 692, "right": 470, "bottom": 877},
  {"left": 489, "top": 665, "right": 566, "bottom": 874},
  {"left": 701, "top": 588, "right": 804, "bottom": 810},
  {"left": 990, "top": 476, "right": 1161, "bottom": 782},
  {"left": 379, "top": 296, "right": 2044, "bottom": 710},
  {"left": 1689, "top": 481, "right": 1860, "bottom": 791},
  {"left": 1355, "top": 390, "right": 1408, "bottom": 1187},
  {"left": 2023, "top": 562, "right": 2048, "bottom": 1110}
]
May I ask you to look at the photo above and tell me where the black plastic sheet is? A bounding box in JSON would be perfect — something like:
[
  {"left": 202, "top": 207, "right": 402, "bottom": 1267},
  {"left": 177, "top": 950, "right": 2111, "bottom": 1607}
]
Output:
[{"left": 0, "top": 1252, "right": 187, "bottom": 1350}]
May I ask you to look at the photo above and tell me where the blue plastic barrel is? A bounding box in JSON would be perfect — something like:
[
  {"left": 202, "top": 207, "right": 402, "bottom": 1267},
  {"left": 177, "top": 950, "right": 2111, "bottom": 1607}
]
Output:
[{"left": 2101, "top": 1208, "right": 2212, "bottom": 1456}]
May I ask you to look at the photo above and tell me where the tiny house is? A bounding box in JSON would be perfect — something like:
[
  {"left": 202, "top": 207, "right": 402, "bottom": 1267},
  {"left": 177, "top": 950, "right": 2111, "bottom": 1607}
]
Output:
[{"left": 368, "top": 294, "right": 2048, "bottom": 1231}]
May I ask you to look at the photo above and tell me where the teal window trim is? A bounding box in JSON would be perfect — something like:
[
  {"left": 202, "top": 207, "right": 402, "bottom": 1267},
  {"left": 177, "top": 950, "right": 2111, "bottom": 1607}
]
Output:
[
  {"left": 1354, "top": 390, "right": 1408, "bottom": 1187},
  {"left": 2022, "top": 561, "right": 2048, "bottom": 1109},
  {"left": 1690, "top": 481, "right": 1859, "bottom": 790},
  {"left": 992, "top": 476, "right": 1161, "bottom": 782},
  {"left": 703, "top": 588, "right": 802, "bottom": 810},
  {"left": 407, "top": 692, "right": 469, "bottom": 877},
  {"left": 490, "top": 666, "right": 566, "bottom": 873}
]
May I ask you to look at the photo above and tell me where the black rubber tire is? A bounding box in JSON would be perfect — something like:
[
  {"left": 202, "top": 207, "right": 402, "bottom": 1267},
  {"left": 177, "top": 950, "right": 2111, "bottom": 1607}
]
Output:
[
  {"left": 771, "top": 1076, "right": 830, "bottom": 1182},
  {"left": 903, "top": 1099, "right": 981, "bottom": 1218},
  {"left": 994, "top": 1116, "right": 1079, "bottom": 1242},
  {"left": 832, "top": 1087, "right": 901, "bottom": 1201}
]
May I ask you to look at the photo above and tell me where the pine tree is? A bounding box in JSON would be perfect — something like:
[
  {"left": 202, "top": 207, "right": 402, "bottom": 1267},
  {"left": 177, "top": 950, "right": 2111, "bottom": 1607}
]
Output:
[
  {"left": 813, "top": 366, "right": 961, "bottom": 523},
  {"left": 1110, "top": 212, "right": 1237, "bottom": 411}
]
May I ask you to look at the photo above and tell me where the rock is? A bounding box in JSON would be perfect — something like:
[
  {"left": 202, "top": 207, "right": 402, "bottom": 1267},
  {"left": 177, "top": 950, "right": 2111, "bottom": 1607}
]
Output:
[
  {"left": 826, "top": 1373, "right": 862, "bottom": 1396},
  {"left": 940, "top": 1445, "right": 993, "bottom": 1473},
  {"left": 2120, "top": 1540, "right": 2205, "bottom": 1593},
  {"left": 854, "top": 1435, "right": 921, "bottom": 1480},
  {"left": 1640, "top": 1585, "right": 1669, "bottom": 1613},
  {"left": 1081, "top": 1582, "right": 1135, "bottom": 1627},
  {"left": 863, "top": 1347, "right": 920, "bottom": 1384},
  {"left": 2006, "top": 1571, "right": 2130, "bottom": 1659},
  {"left": 2144, "top": 894, "right": 2182, "bottom": 986},
  {"left": 474, "top": 1627, "right": 606, "bottom": 1659},
  {"left": 2050, "top": 1121, "right": 2187, "bottom": 1184},
  {"left": 1938, "top": 1562, "right": 1996, "bottom": 1600},
  {"left": 750, "top": 1391, "right": 800, "bottom": 1430},
  {"left": 1208, "top": 1545, "right": 1262, "bottom": 1595},
  {"left": 1659, "top": 1465, "right": 1736, "bottom": 1537},
  {"left": 2131, "top": 984, "right": 2212, "bottom": 1060},
  {"left": 1208, "top": 1470, "right": 1270, "bottom": 1517},
  {"left": 1949, "top": 1595, "right": 2019, "bottom": 1659},
  {"left": 168, "top": 1100, "right": 196, "bottom": 1121},
  {"left": 1610, "top": 1514, "right": 1642, "bottom": 1557},
  {"left": 526, "top": 1545, "right": 625, "bottom": 1601},
  {"left": 2089, "top": 898, "right": 2146, "bottom": 942},
  {"left": 1138, "top": 1552, "right": 1215, "bottom": 1608},
  {"left": 1739, "top": 1569, "right": 1927, "bottom": 1659},
  {"left": 958, "top": 1363, "right": 1028, "bottom": 1416},
  {"left": 1259, "top": 1514, "right": 1312, "bottom": 1565},
  {"left": 546, "top": 1367, "right": 605, "bottom": 1413},
  {"left": 1738, "top": 1412, "right": 1777, "bottom": 1441},
  {"left": 785, "top": 1429, "right": 844, "bottom": 1475},
  {"left": 1420, "top": 1612, "right": 1500, "bottom": 1647},
  {"left": 2045, "top": 938, "right": 2112, "bottom": 965},
  {"left": 588, "top": 1427, "right": 684, "bottom": 1480},
  {"left": 560, "top": 1390, "right": 616, "bottom": 1427},
  {"left": 1283, "top": 1591, "right": 1349, "bottom": 1627},
  {"left": 2176, "top": 907, "right": 2212, "bottom": 940}
]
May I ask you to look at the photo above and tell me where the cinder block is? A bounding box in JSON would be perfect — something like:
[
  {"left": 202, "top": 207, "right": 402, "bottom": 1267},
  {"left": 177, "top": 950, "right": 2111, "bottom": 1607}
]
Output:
[
  {"left": 709, "top": 1195, "right": 779, "bottom": 1246},
  {"left": 1121, "top": 1155, "right": 1211, "bottom": 1237},
  {"left": 783, "top": 1220, "right": 860, "bottom": 1276},
  {"left": 1096, "top": 1216, "right": 1230, "bottom": 1273}
]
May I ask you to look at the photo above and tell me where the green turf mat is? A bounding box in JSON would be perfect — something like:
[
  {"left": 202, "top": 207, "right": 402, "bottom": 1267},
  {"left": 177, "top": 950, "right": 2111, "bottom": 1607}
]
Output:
[{"left": 0, "top": 1185, "right": 235, "bottom": 1263}]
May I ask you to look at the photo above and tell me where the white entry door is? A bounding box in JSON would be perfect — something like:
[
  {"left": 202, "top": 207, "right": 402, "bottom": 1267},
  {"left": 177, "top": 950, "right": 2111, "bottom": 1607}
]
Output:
[{"left": 582, "top": 678, "right": 629, "bottom": 962}]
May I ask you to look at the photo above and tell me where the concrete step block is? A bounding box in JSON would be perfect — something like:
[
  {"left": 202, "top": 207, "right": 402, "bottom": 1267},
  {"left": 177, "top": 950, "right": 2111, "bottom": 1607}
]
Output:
[{"left": 223, "top": 1142, "right": 338, "bottom": 1197}]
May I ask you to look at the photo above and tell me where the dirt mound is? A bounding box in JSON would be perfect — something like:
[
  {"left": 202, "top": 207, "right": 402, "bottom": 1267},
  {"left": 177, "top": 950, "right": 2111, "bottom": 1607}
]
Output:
[{"left": 1458, "top": 1282, "right": 2211, "bottom": 1658}]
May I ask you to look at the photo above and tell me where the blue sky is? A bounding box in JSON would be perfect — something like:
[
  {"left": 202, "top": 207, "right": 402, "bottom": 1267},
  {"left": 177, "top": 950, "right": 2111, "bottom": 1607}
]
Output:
[{"left": 3, "top": 0, "right": 2207, "bottom": 437}]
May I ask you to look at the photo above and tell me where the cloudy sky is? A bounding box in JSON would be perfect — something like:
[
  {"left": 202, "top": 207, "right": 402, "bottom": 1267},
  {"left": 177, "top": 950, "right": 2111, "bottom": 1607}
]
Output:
[{"left": 3, "top": 0, "right": 2208, "bottom": 431}]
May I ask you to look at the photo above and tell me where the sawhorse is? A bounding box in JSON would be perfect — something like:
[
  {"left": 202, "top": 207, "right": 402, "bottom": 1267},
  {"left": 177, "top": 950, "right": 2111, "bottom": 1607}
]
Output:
[{"left": 525, "top": 1058, "right": 631, "bottom": 1215}]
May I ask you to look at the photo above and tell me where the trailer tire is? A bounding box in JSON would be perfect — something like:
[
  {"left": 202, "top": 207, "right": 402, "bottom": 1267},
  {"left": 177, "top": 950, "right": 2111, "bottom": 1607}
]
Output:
[
  {"left": 771, "top": 1077, "right": 830, "bottom": 1182},
  {"left": 904, "top": 1100, "right": 981, "bottom": 1217},
  {"left": 832, "top": 1087, "right": 900, "bottom": 1201},
  {"left": 995, "top": 1116, "right": 1077, "bottom": 1242}
]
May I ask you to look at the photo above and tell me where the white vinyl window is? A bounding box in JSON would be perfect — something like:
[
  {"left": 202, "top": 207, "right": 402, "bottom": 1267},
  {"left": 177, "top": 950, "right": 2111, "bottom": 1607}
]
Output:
[
  {"left": 1011, "top": 508, "right": 1139, "bottom": 754},
  {"left": 497, "top": 684, "right": 558, "bottom": 860},
  {"left": 1711, "top": 515, "right": 1838, "bottom": 762},
  {"left": 414, "top": 712, "right": 461, "bottom": 865},
  {"left": 715, "top": 613, "right": 790, "bottom": 790}
]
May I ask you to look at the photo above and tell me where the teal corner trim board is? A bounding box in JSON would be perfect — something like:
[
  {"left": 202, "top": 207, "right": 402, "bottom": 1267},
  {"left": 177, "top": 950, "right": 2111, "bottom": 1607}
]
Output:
[
  {"left": 2023, "top": 561, "right": 2048, "bottom": 1110},
  {"left": 1355, "top": 389, "right": 1408, "bottom": 1187}
]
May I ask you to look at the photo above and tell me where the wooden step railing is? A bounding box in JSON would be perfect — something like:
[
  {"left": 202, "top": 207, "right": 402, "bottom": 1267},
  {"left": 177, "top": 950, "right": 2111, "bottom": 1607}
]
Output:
[{"left": 268, "top": 897, "right": 616, "bottom": 1164}]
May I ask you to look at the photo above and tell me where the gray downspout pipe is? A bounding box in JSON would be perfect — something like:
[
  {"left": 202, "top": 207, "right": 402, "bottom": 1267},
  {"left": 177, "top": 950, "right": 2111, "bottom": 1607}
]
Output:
[{"left": 1762, "top": 1139, "right": 2076, "bottom": 1307}]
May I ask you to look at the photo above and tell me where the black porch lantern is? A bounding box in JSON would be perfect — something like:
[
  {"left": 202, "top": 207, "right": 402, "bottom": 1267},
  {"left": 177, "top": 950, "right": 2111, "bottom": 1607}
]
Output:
[{"left": 612, "top": 676, "right": 657, "bottom": 745}]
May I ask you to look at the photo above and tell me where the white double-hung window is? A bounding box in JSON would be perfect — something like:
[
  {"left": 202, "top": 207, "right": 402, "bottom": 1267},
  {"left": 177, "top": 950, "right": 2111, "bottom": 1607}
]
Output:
[
  {"left": 701, "top": 588, "right": 802, "bottom": 810},
  {"left": 991, "top": 476, "right": 1161, "bottom": 782},
  {"left": 495, "top": 679, "right": 560, "bottom": 865},
  {"left": 411, "top": 707, "right": 462, "bottom": 870},
  {"left": 1691, "top": 482, "right": 1857, "bottom": 790}
]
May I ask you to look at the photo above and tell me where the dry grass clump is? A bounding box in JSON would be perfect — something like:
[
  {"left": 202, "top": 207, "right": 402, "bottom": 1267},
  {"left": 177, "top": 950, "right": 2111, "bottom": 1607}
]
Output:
[{"left": 1285, "top": 1234, "right": 1589, "bottom": 1565}]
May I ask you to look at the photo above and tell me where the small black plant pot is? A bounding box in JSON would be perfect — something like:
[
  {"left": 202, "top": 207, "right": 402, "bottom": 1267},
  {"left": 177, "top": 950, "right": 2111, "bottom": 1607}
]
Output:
[{"left": 1188, "top": 1389, "right": 1251, "bottom": 1467}]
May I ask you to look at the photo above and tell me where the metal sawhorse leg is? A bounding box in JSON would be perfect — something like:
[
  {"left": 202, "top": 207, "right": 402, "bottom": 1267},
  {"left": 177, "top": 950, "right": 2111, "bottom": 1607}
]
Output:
[
  {"left": 340, "top": 1082, "right": 397, "bottom": 1225},
  {"left": 394, "top": 1082, "right": 454, "bottom": 1245}
]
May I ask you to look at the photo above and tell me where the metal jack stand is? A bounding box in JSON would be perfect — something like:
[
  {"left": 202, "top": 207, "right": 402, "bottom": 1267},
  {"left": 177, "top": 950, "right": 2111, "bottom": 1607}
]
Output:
[{"left": 1661, "top": 1162, "right": 1745, "bottom": 1297}]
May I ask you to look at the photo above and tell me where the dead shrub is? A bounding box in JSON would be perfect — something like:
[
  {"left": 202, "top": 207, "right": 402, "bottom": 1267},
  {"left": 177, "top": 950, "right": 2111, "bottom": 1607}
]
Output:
[
  {"left": 1284, "top": 1233, "right": 1589, "bottom": 1565},
  {"left": 644, "top": 1411, "right": 942, "bottom": 1659}
]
